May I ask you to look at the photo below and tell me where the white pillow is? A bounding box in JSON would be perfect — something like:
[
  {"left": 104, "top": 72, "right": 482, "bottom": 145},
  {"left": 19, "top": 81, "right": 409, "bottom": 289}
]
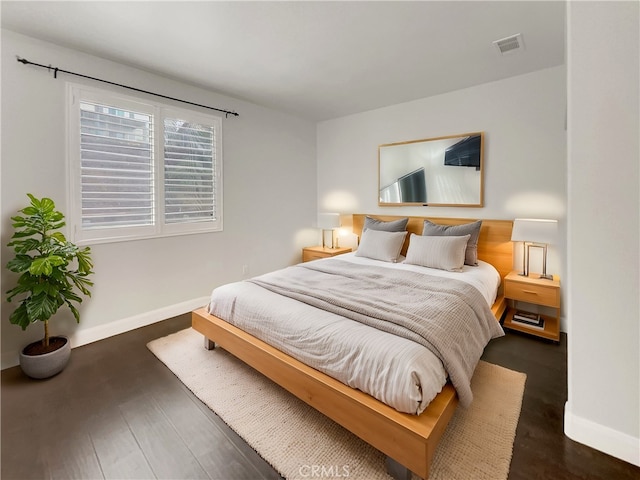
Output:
[
  {"left": 355, "top": 229, "right": 407, "bottom": 263},
  {"left": 404, "top": 233, "right": 470, "bottom": 272}
]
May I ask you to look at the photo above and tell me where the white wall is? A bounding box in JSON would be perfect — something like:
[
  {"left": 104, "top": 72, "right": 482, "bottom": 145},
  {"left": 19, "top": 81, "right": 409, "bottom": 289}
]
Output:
[
  {"left": 1, "top": 30, "right": 318, "bottom": 368},
  {"left": 317, "top": 65, "right": 567, "bottom": 313},
  {"left": 565, "top": 1, "right": 640, "bottom": 466}
]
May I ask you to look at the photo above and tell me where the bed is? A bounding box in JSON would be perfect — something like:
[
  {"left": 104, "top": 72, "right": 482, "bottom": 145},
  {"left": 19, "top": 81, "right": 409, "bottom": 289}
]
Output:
[{"left": 192, "top": 214, "right": 513, "bottom": 479}]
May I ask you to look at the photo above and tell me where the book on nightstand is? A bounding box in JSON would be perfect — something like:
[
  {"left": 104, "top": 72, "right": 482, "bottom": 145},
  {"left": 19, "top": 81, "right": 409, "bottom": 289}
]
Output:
[{"left": 512, "top": 311, "right": 545, "bottom": 330}]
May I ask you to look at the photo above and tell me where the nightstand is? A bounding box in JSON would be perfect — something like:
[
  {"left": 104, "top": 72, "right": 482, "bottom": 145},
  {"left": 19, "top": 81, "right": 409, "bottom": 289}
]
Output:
[
  {"left": 503, "top": 270, "right": 560, "bottom": 342},
  {"left": 302, "top": 246, "right": 352, "bottom": 262}
]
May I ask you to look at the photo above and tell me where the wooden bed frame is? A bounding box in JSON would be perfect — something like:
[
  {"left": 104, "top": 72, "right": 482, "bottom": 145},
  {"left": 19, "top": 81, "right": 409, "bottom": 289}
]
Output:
[{"left": 192, "top": 215, "right": 513, "bottom": 479}]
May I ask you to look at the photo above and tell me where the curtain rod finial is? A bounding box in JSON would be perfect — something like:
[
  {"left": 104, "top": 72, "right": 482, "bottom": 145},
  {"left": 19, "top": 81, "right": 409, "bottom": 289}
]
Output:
[{"left": 16, "top": 56, "right": 28, "bottom": 64}]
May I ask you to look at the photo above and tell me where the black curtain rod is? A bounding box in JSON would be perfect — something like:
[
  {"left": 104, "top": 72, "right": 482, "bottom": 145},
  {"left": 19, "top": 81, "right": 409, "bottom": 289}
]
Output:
[{"left": 16, "top": 56, "right": 239, "bottom": 118}]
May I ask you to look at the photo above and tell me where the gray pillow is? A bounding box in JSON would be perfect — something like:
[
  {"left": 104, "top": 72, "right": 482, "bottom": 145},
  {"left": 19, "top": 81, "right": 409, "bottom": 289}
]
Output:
[
  {"left": 404, "top": 234, "right": 470, "bottom": 272},
  {"left": 363, "top": 216, "right": 409, "bottom": 232},
  {"left": 355, "top": 229, "right": 407, "bottom": 263},
  {"left": 422, "top": 220, "right": 482, "bottom": 266}
]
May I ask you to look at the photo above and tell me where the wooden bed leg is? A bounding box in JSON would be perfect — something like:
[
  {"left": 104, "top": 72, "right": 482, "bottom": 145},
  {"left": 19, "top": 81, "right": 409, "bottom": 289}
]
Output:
[
  {"left": 204, "top": 337, "right": 216, "bottom": 350},
  {"left": 385, "top": 456, "right": 414, "bottom": 480}
]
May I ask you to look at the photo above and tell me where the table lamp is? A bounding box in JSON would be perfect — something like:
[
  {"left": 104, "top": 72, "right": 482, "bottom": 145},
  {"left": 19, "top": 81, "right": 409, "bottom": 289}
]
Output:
[{"left": 511, "top": 218, "right": 558, "bottom": 280}]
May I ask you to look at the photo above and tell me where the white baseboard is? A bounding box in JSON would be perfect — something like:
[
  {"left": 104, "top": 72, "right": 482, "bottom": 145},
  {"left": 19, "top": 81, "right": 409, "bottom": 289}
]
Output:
[
  {"left": 565, "top": 402, "right": 640, "bottom": 467},
  {"left": 1, "top": 296, "right": 209, "bottom": 370}
]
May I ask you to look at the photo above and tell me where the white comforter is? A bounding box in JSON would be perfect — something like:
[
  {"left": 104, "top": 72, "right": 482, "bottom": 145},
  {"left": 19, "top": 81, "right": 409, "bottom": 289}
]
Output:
[{"left": 207, "top": 253, "right": 501, "bottom": 414}]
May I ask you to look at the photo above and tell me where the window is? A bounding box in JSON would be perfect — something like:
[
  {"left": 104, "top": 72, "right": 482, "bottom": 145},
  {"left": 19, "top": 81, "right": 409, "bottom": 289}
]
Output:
[{"left": 67, "top": 84, "right": 222, "bottom": 244}]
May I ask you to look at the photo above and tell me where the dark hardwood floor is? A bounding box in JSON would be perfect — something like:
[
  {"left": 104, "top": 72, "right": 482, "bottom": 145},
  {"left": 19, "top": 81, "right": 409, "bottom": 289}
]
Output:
[{"left": 2, "top": 314, "right": 638, "bottom": 480}]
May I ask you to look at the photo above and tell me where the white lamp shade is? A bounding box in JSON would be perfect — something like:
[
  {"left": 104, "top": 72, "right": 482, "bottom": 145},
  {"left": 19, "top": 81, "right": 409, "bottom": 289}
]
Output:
[
  {"left": 511, "top": 218, "right": 558, "bottom": 244},
  {"left": 317, "top": 213, "right": 341, "bottom": 229}
]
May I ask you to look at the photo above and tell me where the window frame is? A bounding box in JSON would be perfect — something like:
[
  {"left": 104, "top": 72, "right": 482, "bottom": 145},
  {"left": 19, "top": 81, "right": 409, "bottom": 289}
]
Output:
[{"left": 67, "top": 83, "right": 223, "bottom": 245}]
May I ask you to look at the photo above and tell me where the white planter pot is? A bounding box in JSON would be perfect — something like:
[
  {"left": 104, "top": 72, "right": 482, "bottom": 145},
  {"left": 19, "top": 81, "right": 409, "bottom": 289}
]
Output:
[{"left": 19, "top": 336, "right": 71, "bottom": 379}]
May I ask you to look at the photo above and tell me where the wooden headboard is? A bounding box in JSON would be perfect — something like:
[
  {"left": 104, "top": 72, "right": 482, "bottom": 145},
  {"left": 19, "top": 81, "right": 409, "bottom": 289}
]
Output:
[{"left": 352, "top": 214, "right": 514, "bottom": 283}]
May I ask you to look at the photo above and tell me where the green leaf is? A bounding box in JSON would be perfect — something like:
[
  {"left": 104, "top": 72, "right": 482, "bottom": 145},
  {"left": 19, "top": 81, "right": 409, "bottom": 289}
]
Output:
[
  {"left": 50, "top": 211, "right": 65, "bottom": 222},
  {"left": 49, "top": 220, "right": 66, "bottom": 230},
  {"left": 6, "top": 283, "right": 30, "bottom": 302},
  {"left": 48, "top": 255, "right": 65, "bottom": 266},
  {"left": 10, "top": 230, "right": 37, "bottom": 239},
  {"left": 6, "top": 255, "right": 33, "bottom": 273},
  {"left": 11, "top": 238, "right": 40, "bottom": 254},
  {"left": 29, "top": 257, "right": 53, "bottom": 276},
  {"left": 61, "top": 289, "right": 83, "bottom": 304},
  {"left": 17, "top": 271, "right": 41, "bottom": 287},
  {"left": 28, "top": 255, "right": 65, "bottom": 276},
  {"left": 10, "top": 215, "right": 26, "bottom": 228},
  {"left": 26, "top": 292, "right": 60, "bottom": 322},
  {"left": 8, "top": 304, "right": 31, "bottom": 330},
  {"left": 39, "top": 197, "right": 55, "bottom": 214},
  {"left": 21, "top": 206, "right": 38, "bottom": 216},
  {"left": 76, "top": 249, "right": 94, "bottom": 274},
  {"left": 72, "top": 275, "right": 94, "bottom": 296},
  {"left": 51, "top": 232, "right": 67, "bottom": 243},
  {"left": 33, "top": 282, "right": 60, "bottom": 297},
  {"left": 66, "top": 302, "right": 80, "bottom": 323}
]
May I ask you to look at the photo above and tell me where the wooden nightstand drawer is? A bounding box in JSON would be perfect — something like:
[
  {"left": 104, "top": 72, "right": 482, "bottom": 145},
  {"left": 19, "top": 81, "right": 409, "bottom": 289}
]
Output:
[
  {"left": 504, "top": 281, "right": 560, "bottom": 308},
  {"left": 503, "top": 270, "right": 561, "bottom": 342},
  {"left": 303, "top": 251, "right": 328, "bottom": 262},
  {"left": 302, "top": 246, "right": 352, "bottom": 262}
]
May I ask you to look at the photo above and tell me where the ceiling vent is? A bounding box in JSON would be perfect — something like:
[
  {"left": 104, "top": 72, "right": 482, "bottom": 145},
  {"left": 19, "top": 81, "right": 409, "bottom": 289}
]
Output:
[{"left": 493, "top": 33, "right": 524, "bottom": 55}]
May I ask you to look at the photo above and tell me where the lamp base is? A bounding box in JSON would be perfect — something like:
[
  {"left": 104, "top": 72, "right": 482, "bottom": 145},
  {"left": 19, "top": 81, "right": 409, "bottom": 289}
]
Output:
[
  {"left": 322, "top": 229, "right": 336, "bottom": 249},
  {"left": 525, "top": 243, "right": 555, "bottom": 281}
]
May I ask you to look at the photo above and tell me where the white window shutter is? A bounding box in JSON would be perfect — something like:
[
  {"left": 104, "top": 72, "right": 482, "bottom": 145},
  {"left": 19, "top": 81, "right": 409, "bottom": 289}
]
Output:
[
  {"left": 79, "top": 101, "right": 154, "bottom": 228},
  {"left": 163, "top": 118, "right": 216, "bottom": 224}
]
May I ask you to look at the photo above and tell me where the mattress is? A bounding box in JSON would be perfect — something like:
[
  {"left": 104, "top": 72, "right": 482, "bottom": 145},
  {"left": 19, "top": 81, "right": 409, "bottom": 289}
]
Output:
[{"left": 207, "top": 253, "right": 502, "bottom": 414}]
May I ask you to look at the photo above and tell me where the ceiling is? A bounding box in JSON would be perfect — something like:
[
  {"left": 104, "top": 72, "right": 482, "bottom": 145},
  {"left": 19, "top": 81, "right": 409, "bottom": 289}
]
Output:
[{"left": 1, "top": 1, "right": 565, "bottom": 121}]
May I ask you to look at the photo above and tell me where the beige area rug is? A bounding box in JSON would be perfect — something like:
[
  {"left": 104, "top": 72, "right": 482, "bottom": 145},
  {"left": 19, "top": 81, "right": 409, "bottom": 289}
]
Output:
[{"left": 148, "top": 328, "right": 526, "bottom": 480}]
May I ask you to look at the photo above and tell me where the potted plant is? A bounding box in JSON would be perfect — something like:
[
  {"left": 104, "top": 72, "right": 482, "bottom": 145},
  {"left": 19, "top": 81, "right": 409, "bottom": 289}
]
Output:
[{"left": 5, "top": 194, "right": 94, "bottom": 379}]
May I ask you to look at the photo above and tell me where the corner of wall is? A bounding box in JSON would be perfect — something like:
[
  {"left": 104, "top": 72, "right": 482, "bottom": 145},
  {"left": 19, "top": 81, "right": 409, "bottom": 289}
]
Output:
[{"left": 564, "top": 402, "right": 640, "bottom": 467}]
